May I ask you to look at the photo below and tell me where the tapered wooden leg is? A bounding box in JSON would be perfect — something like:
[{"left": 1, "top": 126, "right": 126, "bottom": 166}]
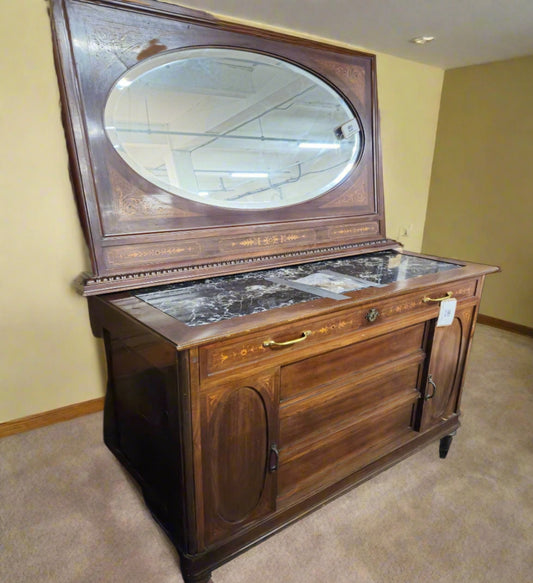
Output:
[{"left": 439, "top": 432, "right": 456, "bottom": 459}]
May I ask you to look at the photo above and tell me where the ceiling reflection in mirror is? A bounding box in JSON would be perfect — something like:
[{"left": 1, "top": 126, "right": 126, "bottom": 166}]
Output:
[{"left": 104, "top": 48, "right": 362, "bottom": 210}]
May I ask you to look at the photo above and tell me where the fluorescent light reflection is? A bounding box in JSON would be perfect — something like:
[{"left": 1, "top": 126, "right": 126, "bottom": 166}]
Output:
[
  {"left": 231, "top": 172, "right": 269, "bottom": 178},
  {"left": 116, "top": 78, "right": 133, "bottom": 90},
  {"left": 298, "top": 142, "right": 340, "bottom": 150}
]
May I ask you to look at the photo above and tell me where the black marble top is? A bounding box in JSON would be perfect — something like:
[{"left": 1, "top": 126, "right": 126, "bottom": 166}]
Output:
[{"left": 135, "top": 251, "right": 459, "bottom": 327}]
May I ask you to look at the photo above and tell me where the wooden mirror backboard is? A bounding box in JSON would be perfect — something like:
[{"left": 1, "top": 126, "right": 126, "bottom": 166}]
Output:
[{"left": 50, "top": 0, "right": 392, "bottom": 294}]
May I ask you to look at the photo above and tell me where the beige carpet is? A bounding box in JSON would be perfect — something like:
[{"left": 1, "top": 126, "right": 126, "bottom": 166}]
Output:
[{"left": 1, "top": 324, "right": 532, "bottom": 583}]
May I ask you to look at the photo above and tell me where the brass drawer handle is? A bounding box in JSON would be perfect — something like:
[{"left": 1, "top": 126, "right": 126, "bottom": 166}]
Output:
[
  {"left": 268, "top": 444, "right": 279, "bottom": 472},
  {"left": 263, "top": 330, "right": 311, "bottom": 348},
  {"left": 422, "top": 291, "right": 453, "bottom": 303},
  {"left": 425, "top": 374, "right": 437, "bottom": 400}
]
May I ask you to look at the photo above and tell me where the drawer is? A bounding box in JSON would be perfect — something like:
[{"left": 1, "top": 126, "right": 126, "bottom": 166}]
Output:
[
  {"left": 200, "top": 278, "right": 478, "bottom": 379},
  {"left": 280, "top": 354, "right": 424, "bottom": 449},
  {"left": 278, "top": 396, "right": 418, "bottom": 505},
  {"left": 280, "top": 323, "right": 425, "bottom": 402}
]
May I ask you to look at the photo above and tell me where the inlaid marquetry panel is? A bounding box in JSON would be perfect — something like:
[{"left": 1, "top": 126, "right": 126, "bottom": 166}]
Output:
[
  {"left": 327, "top": 221, "right": 379, "bottom": 240},
  {"left": 304, "top": 53, "right": 368, "bottom": 110},
  {"left": 110, "top": 167, "right": 201, "bottom": 220},
  {"left": 100, "top": 218, "right": 384, "bottom": 272},
  {"left": 106, "top": 241, "right": 203, "bottom": 267},
  {"left": 319, "top": 164, "right": 372, "bottom": 210},
  {"left": 218, "top": 229, "right": 315, "bottom": 254}
]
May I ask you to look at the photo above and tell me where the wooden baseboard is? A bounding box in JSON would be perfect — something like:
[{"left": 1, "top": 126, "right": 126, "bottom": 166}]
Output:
[
  {"left": 478, "top": 314, "right": 533, "bottom": 337},
  {"left": 0, "top": 397, "right": 104, "bottom": 439}
]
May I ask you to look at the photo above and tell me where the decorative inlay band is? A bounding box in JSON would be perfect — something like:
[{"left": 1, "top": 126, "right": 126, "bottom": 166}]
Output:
[
  {"left": 219, "top": 230, "right": 312, "bottom": 252},
  {"left": 329, "top": 223, "right": 378, "bottom": 238},
  {"left": 107, "top": 242, "right": 202, "bottom": 265}
]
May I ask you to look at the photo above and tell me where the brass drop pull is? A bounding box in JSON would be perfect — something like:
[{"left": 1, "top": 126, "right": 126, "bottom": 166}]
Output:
[
  {"left": 365, "top": 308, "right": 380, "bottom": 323},
  {"left": 425, "top": 374, "right": 437, "bottom": 400},
  {"left": 268, "top": 444, "right": 279, "bottom": 472},
  {"left": 263, "top": 330, "right": 311, "bottom": 348},
  {"left": 422, "top": 291, "right": 453, "bottom": 303}
]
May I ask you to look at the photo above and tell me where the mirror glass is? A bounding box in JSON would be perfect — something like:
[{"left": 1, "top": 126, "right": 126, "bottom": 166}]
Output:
[{"left": 105, "top": 48, "right": 362, "bottom": 210}]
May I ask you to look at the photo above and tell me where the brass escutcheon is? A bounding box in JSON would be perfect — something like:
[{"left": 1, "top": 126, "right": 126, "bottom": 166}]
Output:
[{"left": 365, "top": 308, "right": 380, "bottom": 323}]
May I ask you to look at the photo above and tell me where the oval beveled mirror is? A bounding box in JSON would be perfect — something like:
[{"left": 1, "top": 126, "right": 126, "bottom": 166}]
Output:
[{"left": 105, "top": 48, "right": 362, "bottom": 210}]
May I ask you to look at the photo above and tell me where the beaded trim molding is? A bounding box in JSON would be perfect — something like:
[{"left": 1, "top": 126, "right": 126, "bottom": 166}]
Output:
[{"left": 79, "top": 239, "right": 397, "bottom": 295}]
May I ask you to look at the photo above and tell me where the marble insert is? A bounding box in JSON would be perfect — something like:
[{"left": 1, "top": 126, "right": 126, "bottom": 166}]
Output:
[{"left": 134, "top": 251, "right": 459, "bottom": 327}]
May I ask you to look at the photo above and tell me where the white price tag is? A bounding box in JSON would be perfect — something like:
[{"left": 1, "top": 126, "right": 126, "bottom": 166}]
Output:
[{"left": 436, "top": 297, "right": 457, "bottom": 327}]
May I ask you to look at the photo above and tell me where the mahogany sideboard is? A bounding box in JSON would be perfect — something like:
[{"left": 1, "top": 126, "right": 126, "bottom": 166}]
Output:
[
  {"left": 47, "top": 0, "right": 498, "bottom": 581},
  {"left": 89, "top": 252, "right": 495, "bottom": 582}
]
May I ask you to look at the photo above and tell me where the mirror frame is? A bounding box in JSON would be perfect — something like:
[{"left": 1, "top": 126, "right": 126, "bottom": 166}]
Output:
[{"left": 49, "top": 0, "right": 393, "bottom": 295}]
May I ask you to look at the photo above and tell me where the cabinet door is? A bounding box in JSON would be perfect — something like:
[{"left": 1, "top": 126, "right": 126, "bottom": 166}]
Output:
[
  {"left": 200, "top": 371, "right": 279, "bottom": 545},
  {"left": 417, "top": 306, "right": 475, "bottom": 431}
]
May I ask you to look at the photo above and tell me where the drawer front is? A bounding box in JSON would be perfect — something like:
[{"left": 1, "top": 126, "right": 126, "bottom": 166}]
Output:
[
  {"left": 280, "top": 322, "right": 425, "bottom": 402},
  {"left": 200, "top": 278, "right": 478, "bottom": 379},
  {"left": 278, "top": 397, "right": 418, "bottom": 505},
  {"left": 280, "top": 356, "right": 423, "bottom": 449}
]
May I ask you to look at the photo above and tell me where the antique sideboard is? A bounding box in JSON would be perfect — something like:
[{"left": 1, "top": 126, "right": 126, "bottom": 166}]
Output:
[{"left": 48, "top": 1, "right": 498, "bottom": 581}]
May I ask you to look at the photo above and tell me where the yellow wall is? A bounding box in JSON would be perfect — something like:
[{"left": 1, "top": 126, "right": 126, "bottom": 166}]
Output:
[
  {"left": 377, "top": 57, "right": 444, "bottom": 250},
  {"left": 0, "top": 0, "right": 105, "bottom": 424},
  {"left": 0, "top": 0, "right": 443, "bottom": 423},
  {"left": 189, "top": 7, "right": 445, "bottom": 251},
  {"left": 423, "top": 56, "right": 533, "bottom": 327}
]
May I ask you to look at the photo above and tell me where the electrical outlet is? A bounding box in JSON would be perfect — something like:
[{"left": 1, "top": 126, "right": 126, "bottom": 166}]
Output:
[{"left": 398, "top": 224, "right": 413, "bottom": 238}]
